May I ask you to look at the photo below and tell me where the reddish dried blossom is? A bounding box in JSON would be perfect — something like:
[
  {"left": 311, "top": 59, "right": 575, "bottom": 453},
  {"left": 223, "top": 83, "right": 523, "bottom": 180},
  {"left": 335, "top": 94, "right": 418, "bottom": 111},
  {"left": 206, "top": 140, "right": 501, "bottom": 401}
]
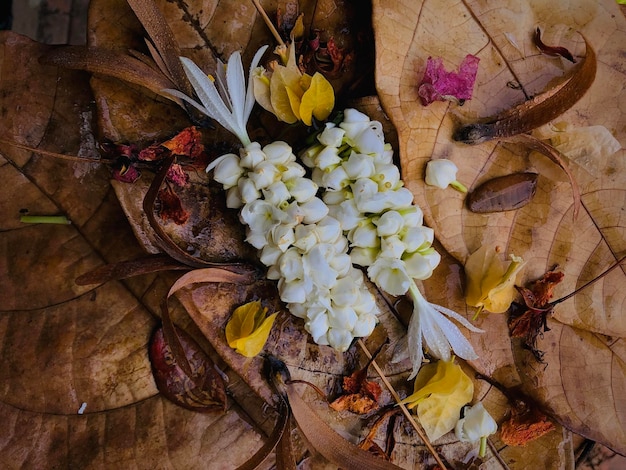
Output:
[
  {"left": 166, "top": 163, "right": 189, "bottom": 187},
  {"left": 508, "top": 268, "right": 564, "bottom": 361},
  {"left": 329, "top": 366, "right": 382, "bottom": 414},
  {"left": 418, "top": 54, "right": 480, "bottom": 106},
  {"left": 112, "top": 161, "right": 140, "bottom": 183},
  {"left": 157, "top": 188, "right": 189, "bottom": 225},
  {"left": 500, "top": 403, "right": 555, "bottom": 446},
  {"left": 162, "top": 126, "right": 205, "bottom": 159},
  {"left": 138, "top": 144, "right": 168, "bottom": 162}
]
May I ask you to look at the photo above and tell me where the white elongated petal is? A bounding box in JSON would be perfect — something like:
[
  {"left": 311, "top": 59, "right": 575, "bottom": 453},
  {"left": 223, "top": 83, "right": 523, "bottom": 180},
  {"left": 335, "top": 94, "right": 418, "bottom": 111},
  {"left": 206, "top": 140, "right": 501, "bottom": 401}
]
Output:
[
  {"left": 374, "top": 210, "right": 404, "bottom": 237},
  {"left": 180, "top": 57, "right": 239, "bottom": 137},
  {"left": 245, "top": 45, "right": 269, "bottom": 119},
  {"left": 407, "top": 307, "right": 424, "bottom": 380},
  {"left": 368, "top": 257, "right": 411, "bottom": 296},
  {"left": 226, "top": 51, "right": 246, "bottom": 132}
]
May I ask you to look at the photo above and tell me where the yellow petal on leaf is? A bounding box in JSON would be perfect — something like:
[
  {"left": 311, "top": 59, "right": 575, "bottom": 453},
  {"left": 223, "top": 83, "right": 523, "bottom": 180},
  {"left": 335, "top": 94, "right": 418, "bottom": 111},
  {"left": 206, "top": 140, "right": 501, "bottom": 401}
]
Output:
[
  {"left": 299, "top": 72, "right": 335, "bottom": 126},
  {"left": 252, "top": 67, "right": 275, "bottom": 115},
  {"left": 465, "top": 245, "right": 525, "bottom": 313},
  {"left": 399, "top": 359, "right": 474, "bottom": 441},
  {"left": 225, "top": 301, "right": 277, "bottom": 357}
]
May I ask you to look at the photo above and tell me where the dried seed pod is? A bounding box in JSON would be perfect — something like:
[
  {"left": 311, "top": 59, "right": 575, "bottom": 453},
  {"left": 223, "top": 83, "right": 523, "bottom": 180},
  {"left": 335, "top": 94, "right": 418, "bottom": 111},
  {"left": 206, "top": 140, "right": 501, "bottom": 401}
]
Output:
[{"left": 468, "top": 173, "right": 539, "bottom": 213}]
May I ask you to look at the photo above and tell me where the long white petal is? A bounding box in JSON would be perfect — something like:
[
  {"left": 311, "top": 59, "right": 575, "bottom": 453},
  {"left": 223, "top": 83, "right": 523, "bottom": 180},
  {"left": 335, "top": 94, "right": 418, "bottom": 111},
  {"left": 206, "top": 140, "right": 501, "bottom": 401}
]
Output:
[
  {"left": 180, "top": 57, "right": 238, "bottom": 134},
  {"left": 162, "top": 88, "right": 211, "bottom": 116},
  {"left": 431, "top": 302, "right": 484, "bottom": 333},
  {"left": 430, "top": 310, "right": 479, "bottom": 361},
  {"left": 246, "top": 45, "right": 269, "bottom": 120},
  {"left": 226, "top": 51, "right": 246, "bottom": 132},
  {"left": 214, "top": 58, "right": 231, "bottom": 111},
  {"left": 407, "top": 308, "right": 424, "bottom": 380},
  {"left": 420, "top": 308, "right": 452, "bottom": 362}
]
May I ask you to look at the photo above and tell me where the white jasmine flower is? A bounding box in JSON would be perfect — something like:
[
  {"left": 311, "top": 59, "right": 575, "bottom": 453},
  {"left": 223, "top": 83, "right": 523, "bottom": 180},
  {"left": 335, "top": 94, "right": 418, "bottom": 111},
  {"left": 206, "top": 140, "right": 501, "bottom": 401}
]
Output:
[
  {"left": 399, "top": 206, "right": 424, "bottom": 228},
  {"left": 342, "top": 152, "right": 376, "bottom": 180},
  {"left": 262, "top": 141, "right": 294, "bottom": 164},
  {"left": 351, "top": 122, "right": 385, "bottom": 155},
  {"left": 354, "top": 187, "right": 413, "bottom": 214},
  {"left": 329, "top": 253, "right": 352, "bottom": 277},
  {"left": 330, "top": 277, "right": 359, "bottom": 306},
  {"left": 167, "top": 46, "right": 268, "bottom": 146},
  {"left": 225, "top": 186, "right": 243, "bottom": 209},
  {"left": 402, "top": 226, "right": 434, "bottom": 253},
  {"left": 314, "top": 216, "right": 342, "bottom": 243},
  {"left": 239, "top": 143, "right": 266, "bottom": 169},
  {"left": 263, "top": 181, "right": 291, "bottom": 207},
  {"left": 374, "top": 210, "right": 405, "bottom": 237},
  {"left": 404, "top": 251, "right": 440, "bottom": 280},
  {"left": 380, "top": 235, "right": 406, "bottom": 259},
  {"left": 315, "top": 146, "right": 342, "bottom": 170},
  {"left": 455, "top": 402, "right": 498, "bottom": 458},
  {"left": 425, "top": 159, "right": 467, "bottom": 193},
  {"left": 373, "top": 162, "right": 401, "bottom": 191},
  {"left": 293, "top": 225, "right": 318, "bottom": 253},
  {"left": 207, "top": 153, "right": 242, "bottom": 188},
  {"left": 351, "top": 221, "right": 380, "bottom": 248},
  {"left": 327, "top": 199, "right": 362, "bottom": 231},
  {"left": 339, "top": 108, "right": 371, "bottom": 140},
  {"left": 368, "top": 257, "right": 411, "bottom": 296},
  {"left": 238, "top": 177, "right": 261, "bottom": 203},
  {"left": 245, "top": 228, "right": 269, "bottom": 250},
  {"left": 271, "top": 224, "right": 295, "bottom": 251},
  {"left": 286, "top": 177, "right": 318, "bottom": 203},
  {"left": 306, "top": 312, "right": 330, "bottom": 344},
  {"left": 280, "top": 161, "right": 307, "bottom": 181},
  {"left": 407, "top": 283, "right": 482, "bottom": 379},
  {"left": 278, "top": 247, "right": 305, "bottom": 283},
  {"left": 279, "top": 278, "right": 308, "bottom": 303},
  {"left": 300, "top": 143, "right": 323, "bottom": 168},
  {"left": 305, "top": 244, "right": 338, "bottom": 289},
  {"left": 240, "top": 199, "right": 282, "bottom": 233},
  {"left": 300, "top": 197, "right": 329, "bottom": 224},
  {"left": 318, "top": 124, "right": 345, "bottom": 147},
  {"left": 322, "top": 165, "right": 350, "bottom": 191},
  {"left": 352, "top": 314, "right": 377, "bottom": 337},
  {"left": 328, "top": 305, "right": 358, "bottom": 330},
  {"left": 350, "top": 246, "right": 378, "bottom": 267},
  {"left": 249, "top": 161, "right": 280, "bottom": 189},
  {"left": 327, "top": 328, "right": 353, "bottom": 352},
  {"left": 259, "top": 243, "right": 282, "bottom": 266}
]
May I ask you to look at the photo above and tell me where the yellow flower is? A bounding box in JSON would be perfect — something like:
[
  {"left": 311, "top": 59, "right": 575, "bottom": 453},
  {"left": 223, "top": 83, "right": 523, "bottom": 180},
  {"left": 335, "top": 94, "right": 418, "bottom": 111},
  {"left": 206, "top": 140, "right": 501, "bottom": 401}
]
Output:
[
  {"left": 252, "top": 42, "right": 334, "bottom": 126},
  {"left": 465, "top": 245, "right": 525, "bottom": 315},
  {"left": 225, "top": 301, "right": 277, "bottom": 357},
  {"left": 399, "top": 359, "right": 474, "bottom": 441}
]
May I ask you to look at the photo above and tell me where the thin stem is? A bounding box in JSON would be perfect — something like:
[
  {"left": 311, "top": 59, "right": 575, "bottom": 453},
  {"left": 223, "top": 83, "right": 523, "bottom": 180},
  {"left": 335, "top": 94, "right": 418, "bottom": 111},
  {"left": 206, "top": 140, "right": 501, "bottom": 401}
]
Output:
[
  {"left": 357, "top": 339, "right": 447, "bottom": 470},
  {"left": 450, "top": 180, "right": 468, "bottom": 193},
  {"left": 250, "top": 0, "right": 285, "bottom": 47},
  {"left": 0, "top": 139, "right": 105, "bottom": 163},
  {"left": 21, "top": 215, "right": 72, "bottom": 225},
  {"left": 551, "top": 255, "right": 626, "bottom": 306},
  {"left": 479, "top": 436, "right": 487, "bottom": 458}
]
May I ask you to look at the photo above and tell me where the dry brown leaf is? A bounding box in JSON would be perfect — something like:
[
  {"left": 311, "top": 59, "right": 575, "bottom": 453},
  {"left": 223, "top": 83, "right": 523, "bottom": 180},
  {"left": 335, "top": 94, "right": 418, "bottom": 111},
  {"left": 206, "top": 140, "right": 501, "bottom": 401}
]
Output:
[{"left": 373, "top": 0, "right": 626, "bottom": 455}]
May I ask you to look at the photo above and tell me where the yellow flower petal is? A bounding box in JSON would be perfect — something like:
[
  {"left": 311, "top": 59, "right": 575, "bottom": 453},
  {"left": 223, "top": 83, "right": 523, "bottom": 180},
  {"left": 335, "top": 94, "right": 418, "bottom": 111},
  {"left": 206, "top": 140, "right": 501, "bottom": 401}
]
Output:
[
  {"left": 270, "top": 66, "right": 302, "bottom": 124},
  {"left": 225, "top": 301, "right": 277, "bottom": 358},
  {"left": 299, "top": 72, "right": 335, "bottom": 126},
  {"left": 400, "top": 359, "right": 474, "bottom": 441},
  {"left": 231, "top": 313, "right": 277, "bottom": 357},
  {"left": 465, "top": 245, "right": 525, "bottom": 313}
]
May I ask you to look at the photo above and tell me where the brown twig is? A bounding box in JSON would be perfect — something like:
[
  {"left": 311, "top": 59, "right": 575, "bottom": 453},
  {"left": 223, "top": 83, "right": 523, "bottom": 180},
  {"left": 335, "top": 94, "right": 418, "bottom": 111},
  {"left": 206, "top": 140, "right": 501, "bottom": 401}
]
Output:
[
  {"left": 357, "top": 339, "right": 447, "bottom": 470},
  {"left": 250, "top": 0, "right": 285, "bottom": 47}
]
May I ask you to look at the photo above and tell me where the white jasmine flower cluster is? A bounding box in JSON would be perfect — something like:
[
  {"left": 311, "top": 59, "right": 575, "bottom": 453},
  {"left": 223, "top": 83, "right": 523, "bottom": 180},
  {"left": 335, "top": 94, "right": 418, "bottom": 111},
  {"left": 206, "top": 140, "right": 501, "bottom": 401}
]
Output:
[
  {"left": 300, "top": 109, "right": 481, "bottom": 377},
  {"left": 208, "top": 141, "right": 379, "bottom": 352}
]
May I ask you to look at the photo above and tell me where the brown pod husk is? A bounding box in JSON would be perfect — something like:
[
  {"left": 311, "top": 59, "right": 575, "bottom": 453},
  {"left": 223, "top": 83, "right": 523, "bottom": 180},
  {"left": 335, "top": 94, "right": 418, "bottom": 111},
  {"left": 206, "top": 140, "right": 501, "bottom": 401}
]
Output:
[{"left": 468, "top": 172, "right": 539, "bottom": 213}]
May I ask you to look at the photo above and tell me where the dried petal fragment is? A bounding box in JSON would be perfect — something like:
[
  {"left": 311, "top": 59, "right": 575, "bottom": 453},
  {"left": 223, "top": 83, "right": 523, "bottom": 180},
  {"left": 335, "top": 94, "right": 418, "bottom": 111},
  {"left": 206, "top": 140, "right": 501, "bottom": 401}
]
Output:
[
  {"left": 500, "top": 405, "right": 555, "bottom": 446},
  {"left": 157, "top": 187, "right": 189, "bottom": 224},
  {"left": 418, "top": 55, "right": 480, "bottom": 106},
  {"left": 330, "top": 366, "right": 382, "bottom": 414},
  {"left": 161, "top": 126, "right": 205, "bottom": 159}
]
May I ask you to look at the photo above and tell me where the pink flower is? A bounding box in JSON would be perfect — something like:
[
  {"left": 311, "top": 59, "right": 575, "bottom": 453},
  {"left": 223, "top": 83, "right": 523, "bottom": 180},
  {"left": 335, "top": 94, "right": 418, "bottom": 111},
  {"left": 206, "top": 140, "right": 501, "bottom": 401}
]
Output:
[{"left": 418, "top": 55, "right": 479, "bottom": 106}]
